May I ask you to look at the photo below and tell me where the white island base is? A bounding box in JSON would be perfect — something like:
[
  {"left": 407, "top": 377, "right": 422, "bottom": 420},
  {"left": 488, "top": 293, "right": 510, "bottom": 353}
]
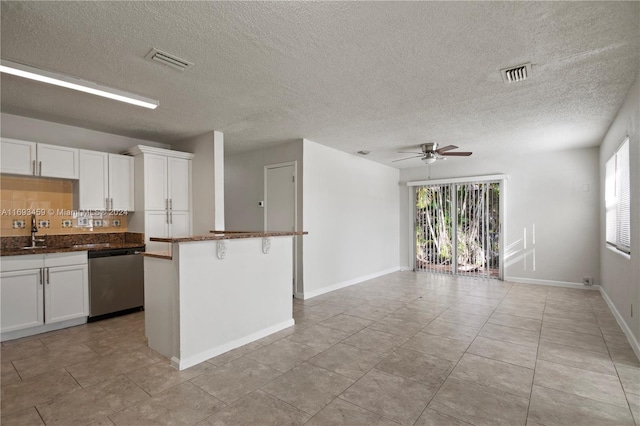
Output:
[{"left": 144, "top": 236, "right": 294, "bottom": 370}]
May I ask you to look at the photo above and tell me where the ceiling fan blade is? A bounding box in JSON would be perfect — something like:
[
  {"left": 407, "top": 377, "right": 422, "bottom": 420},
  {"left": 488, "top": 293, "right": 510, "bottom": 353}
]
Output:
[
  {"left": 440, "top": 151, "right": 472, "bottom": 156},
  {"left": 392, "top": 155, "right": 423, "bottom": 162},
  {"left": 397, "top": 151, "right": 423, "bottom": 154},
  {"left": 435, "top": 145, "right": 458, "bottom": 153}
]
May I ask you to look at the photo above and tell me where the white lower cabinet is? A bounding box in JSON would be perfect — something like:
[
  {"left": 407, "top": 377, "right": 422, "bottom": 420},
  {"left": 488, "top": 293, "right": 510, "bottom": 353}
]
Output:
[
  {"left": 144, "top": 210, "right": 191, "bottom": 252},
  {"left": 169, "top": 210, "right": 191, "bottom": 238},
  {"left": 0, "top": 269, "right": 44, "bottom": 333},
  {"left": 0, "top": 252, "right": 88, "bottom": 340},
  {"left": 45, "top": 264, "right": 89, "bottom": 324}
]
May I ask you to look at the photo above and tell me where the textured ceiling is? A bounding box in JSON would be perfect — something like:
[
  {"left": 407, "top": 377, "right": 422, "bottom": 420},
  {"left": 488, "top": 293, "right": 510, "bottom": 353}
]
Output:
[{"left": 1, "top": 1, "right": 638, "bottom": 167}]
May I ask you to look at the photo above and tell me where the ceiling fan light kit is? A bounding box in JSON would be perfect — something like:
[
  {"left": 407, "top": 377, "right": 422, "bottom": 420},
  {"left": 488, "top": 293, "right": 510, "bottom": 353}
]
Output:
[{"left": 394, "top": 142, "right": 473, "bottom": 165}]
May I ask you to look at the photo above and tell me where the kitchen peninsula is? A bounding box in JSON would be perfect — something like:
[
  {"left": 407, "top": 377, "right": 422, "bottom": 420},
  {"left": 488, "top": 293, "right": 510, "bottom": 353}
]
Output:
[{"left": 143, "top": 231, "right": 306, "bottom": 370}]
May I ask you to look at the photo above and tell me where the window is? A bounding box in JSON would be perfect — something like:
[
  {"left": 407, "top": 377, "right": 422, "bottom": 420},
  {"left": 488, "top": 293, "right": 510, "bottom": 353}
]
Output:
[{"left": 605, "top": 137, "right": 631, "bottom": 254}]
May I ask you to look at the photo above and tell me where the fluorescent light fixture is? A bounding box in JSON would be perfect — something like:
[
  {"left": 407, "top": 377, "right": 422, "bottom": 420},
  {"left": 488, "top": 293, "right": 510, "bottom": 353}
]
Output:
[{"left": 0, "top": 59, "right": 159, "bottom": 109}]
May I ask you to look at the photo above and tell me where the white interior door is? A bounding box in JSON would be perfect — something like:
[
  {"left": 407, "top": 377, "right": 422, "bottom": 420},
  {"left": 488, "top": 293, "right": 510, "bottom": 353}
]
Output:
[
  {"left": 265, "top": 163, "right": 297, "bottom": 295},
  {"left": 265, "top": 165, "right": 295, "bottom": 232}
]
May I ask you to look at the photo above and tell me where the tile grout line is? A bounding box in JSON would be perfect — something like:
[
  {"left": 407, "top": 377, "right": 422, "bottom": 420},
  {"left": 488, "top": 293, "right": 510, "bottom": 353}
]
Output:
[
  {"left": 410, "top": 288, "right": 498, "bottom": 426},
  {"left": 525, "top": 288, "right": 547, "bottom": 424}
]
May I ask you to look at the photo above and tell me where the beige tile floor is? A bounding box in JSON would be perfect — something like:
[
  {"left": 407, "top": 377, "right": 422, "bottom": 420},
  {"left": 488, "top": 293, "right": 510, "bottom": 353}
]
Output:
[{"left": 1, "top": 272, "right": 639, "bottom": 425}]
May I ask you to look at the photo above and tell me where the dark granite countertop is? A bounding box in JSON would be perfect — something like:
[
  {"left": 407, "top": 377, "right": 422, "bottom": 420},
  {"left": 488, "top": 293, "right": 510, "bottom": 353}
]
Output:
[
  {"left": 149, "top": 231, "right": 307, "bottom": 243},
  {"left": 1, "top": 242, "right": 145, "bottom": 256},
  {"left": 1, "top": 233, "right": 145, "bottom": 256}
]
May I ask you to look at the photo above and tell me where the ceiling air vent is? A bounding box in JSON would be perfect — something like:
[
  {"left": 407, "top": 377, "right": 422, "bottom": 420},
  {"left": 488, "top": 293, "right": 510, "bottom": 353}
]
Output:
[
  {"left": 145, "top": 48, "right": 193, "bottom": 71},
  {"left": 500, "top": 63, "right": 531, "bottom": 84}
]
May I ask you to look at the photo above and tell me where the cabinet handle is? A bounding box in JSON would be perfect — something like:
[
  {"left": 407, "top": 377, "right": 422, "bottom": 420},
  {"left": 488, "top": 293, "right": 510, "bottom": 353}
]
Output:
[
  {"left": 46, "top": 267, "right": 50, "bottom": 285},
  {"left": 110, "top": 198, "right": 113, "bottom": 210},
  {"left": 165, "top": 199, "right": 168, "bottom": 210},
  {"left": 38, "top": 161, "right": 42, "bottom": 176},
  {"left": 39, "top": 268, "right": 43, "bottom": 285},
  {"left": 169, "top": 199, "right": 172, "bottom": 210},
  {"left": 32, "top": 160, "right": 36, "bottom": 176},
  {"left": 170, "top": 211, "right": 172, "bottom": 224},
  {"left": 166, "top": 211, "right": 169, "bottom": 224}
]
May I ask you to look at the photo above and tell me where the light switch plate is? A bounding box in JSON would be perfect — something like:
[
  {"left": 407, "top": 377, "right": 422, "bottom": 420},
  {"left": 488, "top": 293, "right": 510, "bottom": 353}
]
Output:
[{"left": 77, "top": 217, "right": 89, "bottom": 226}]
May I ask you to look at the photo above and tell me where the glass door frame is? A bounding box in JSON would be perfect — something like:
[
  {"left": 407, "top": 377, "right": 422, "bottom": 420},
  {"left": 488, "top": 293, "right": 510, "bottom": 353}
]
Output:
[{"left": 408, "top": 174, "right": 507, "bottom": 280}]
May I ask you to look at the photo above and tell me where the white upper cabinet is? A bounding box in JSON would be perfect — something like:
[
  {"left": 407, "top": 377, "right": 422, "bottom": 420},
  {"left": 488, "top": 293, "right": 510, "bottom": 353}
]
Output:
[
  {"left": 144, "top": 153, "right": 169, "bottom": 211},
  {"left": 127, "top": 145, "right": 192, "bottom": 212},
  {"left": 0, "top": 138, "right": 36, "bottom": 175},
  {"left": 38, "top": 144, "right": 79, "bottom": 179},
  {"left": 168, "top": 157, "right": 190, "bottom": 211},
  {"left": 79, "top": 150, "right": 109, "bottom": 210},
  {"left": 108, "top": 154, "right": 134, "bottom": 211},
  {"left": 0, "top": 138, "right": 79, "bottom": 179},
  {"left": 126, "top": 145, "right": 193, "bottom": 246},
  {"left": 79, "top": 150, "right": 134, "bottom": 211}
]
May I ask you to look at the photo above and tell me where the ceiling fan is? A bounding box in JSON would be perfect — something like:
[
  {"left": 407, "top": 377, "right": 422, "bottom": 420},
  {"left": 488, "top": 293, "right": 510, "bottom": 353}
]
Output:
[{"left": 393, "top": 142, "right": 472, "bottom": 164}]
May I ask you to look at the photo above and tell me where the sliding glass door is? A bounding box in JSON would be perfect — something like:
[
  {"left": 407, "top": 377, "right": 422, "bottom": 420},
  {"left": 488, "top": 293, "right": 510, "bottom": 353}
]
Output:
[{"left": 415, "top": 180, "right": 502, "bottom": 279}]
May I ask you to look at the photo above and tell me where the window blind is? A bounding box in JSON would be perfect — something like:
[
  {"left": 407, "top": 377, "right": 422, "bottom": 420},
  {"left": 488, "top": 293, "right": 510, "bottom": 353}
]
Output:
[
  {"left": 616, "top": 139, "right": 630, "bottom": 253},
  {"left": 605, "top": 137, "right": 631, "bottom": 254}
]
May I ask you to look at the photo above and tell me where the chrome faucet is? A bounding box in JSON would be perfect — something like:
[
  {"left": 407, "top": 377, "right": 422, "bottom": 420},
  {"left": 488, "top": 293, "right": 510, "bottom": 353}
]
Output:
[{"left": 30, "top": 214, "right": 46, "bottom": 248}]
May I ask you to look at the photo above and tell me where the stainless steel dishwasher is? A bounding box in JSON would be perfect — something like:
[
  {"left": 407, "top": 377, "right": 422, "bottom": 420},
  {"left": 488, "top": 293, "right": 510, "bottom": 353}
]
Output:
[{"left": 88, "top": 247, "right": 145, "bottom": 320}]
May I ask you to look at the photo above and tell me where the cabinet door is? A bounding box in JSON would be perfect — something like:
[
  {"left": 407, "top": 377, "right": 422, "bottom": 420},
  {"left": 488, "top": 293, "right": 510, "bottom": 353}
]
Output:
[
  {"left": 0, "top": 138, "right": 37, "bottom": 176},
  {"left": 108, "top": 154, "right": 134, "bottom": 211},
  {"left": 45, "top": 264, "right": 88, "bottom": 324},
  {"left": 0, "top": 269, "right": 44, "bottom": 333},
  {"left": 145, "top": 211, "right": 170, "bottom": 252},
  {"left": 144, "top": 154, "right": 168, "bottom": 211},
  {"left": 169, "top": 210, "right": 191, "bottom": 238},
  {"left": 78, "top": 150, "right": 108, "bottom": 210},
  {"left": 168, "top": 157, "right": 190, "bottom": 211},
  {"left": 38, "top": 144, "right": 79, "bottom": 179}
]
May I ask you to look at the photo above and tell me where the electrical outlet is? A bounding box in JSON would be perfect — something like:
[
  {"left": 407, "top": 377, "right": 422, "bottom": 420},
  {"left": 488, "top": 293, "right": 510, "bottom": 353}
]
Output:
[
  {"left": 583, "top": 276, "right": 593, "bottom": 286},
  {"left": 62, "top": 219, "right": 72, "bottom": 228},
  {"left": 12, "top": 219, "right": 25, "bottom": 229},
  {"left": 112, "top": 219, "right": 121, "bottom": 227},
  {"left": 93, "top": 219, "right": 103, "bottom": 227},
  {"left": 38, "top": 220, "right": 50, "bottom": 228}
]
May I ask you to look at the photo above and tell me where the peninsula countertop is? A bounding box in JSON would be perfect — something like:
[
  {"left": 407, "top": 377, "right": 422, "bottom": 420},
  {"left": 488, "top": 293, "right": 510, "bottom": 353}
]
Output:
[
  {"left": 149, "top": 230, "right": 308, "bottom": 243},
  {"left": 144, "top": 231, "right": 307, "bottom": 259}
]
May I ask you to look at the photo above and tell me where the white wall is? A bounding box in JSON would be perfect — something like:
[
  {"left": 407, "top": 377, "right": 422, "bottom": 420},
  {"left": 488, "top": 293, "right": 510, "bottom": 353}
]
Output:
[
  {"left": 1, "top": 113, "right": 168, "bottom": 152},
  {"left": 225, "top": 140, "right": 304, "bottom": 291},
  {"left": 302, "top": 139, "right": 400, "bottom": 298},
  {"left": 599, "top": 75, "right": 639, "bottom": 346},
  {"left": 399, "top": 147, "right": 600, "bottom": 285},
  {"left": 178, "top": 131, "right": 225, "bottom": 234}
]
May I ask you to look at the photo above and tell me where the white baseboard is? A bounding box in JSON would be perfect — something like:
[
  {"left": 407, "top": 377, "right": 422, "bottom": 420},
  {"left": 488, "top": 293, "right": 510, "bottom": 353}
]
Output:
[
  {"left": 173, "top": 318, "right": 295, "bottom": 370},
  {"left": 399, "top": 266, "right": 413, "bottom": 272},
  {"left": 303, "top": 266, "right": 400, "bottom": 300},
  {"left": 598, "top": 286, "right": 640, "bottom": 362},
  {"left": 505, "top": 276, "right": 599, "bottom": 291}
]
